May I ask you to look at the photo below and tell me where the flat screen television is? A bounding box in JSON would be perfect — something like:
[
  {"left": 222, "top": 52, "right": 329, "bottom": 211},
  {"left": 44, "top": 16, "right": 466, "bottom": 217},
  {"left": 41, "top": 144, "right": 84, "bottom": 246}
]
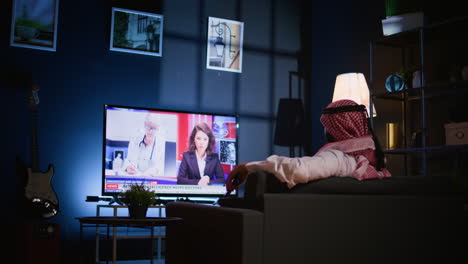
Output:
[{"left": 102, "top": 104, "right": 238, "bottom": 197}]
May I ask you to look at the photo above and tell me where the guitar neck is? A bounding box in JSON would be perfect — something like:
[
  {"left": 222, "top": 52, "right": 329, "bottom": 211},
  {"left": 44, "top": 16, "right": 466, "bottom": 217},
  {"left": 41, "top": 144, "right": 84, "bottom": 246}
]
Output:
[{"left": 31, "top": 109, "right": 40, "bottom": 172}]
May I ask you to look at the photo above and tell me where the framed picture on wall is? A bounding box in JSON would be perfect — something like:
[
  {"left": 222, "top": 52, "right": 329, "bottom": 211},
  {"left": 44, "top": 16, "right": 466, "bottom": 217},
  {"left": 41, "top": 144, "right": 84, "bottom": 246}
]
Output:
[
  {"left": 219, "top": 140, "right": 236, "bottom": 165},
  {"left": 110, "top": 8, "right": 164, "bottom": 57},
  {"left": 206, "top": 17, "right": 244, "bottom": 73},
  {"left": 10, "top": 0, "right": 60, "bottom": 51}
]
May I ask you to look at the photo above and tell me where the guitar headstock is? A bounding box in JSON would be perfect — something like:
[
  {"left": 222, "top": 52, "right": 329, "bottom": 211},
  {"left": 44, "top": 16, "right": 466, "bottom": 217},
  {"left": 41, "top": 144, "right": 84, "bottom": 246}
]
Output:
[{"left": 28, "top": 84, "right": 40, "bottom": 111}]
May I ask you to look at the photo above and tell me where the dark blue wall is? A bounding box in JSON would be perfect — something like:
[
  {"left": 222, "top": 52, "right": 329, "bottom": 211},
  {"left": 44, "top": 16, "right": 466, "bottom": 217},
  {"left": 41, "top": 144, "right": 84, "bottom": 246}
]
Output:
[
  {"left": 308, "top": 1, "right": 385, "bottom": 151},
  {"left": 2, "top": 0, "right": 303, "bottom": 252}
]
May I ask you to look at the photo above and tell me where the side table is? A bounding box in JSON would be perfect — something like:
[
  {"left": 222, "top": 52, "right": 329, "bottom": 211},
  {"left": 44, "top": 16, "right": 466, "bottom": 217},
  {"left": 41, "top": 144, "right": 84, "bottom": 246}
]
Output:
[{"left": 76, "top": 216, "right": 182, "bottom": 264}]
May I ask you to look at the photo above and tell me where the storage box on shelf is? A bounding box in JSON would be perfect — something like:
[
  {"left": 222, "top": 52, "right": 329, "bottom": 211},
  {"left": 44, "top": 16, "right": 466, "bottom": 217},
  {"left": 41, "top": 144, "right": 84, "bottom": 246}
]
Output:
[{"left": 445, "top": 122, "right": 468, "bottom": 146}]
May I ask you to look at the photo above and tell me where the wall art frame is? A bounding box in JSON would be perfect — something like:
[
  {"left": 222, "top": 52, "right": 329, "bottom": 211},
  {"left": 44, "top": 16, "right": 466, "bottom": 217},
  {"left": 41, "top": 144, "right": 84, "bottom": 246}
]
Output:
[
  {"left": 110, "top": 7, "right": 164, "bottom": 57},
  {"left": 10, "top": 0, "right": 60, "bottom": 51},
  {"left": 206, "top": 17, "right": 244, "bottom": 73}
]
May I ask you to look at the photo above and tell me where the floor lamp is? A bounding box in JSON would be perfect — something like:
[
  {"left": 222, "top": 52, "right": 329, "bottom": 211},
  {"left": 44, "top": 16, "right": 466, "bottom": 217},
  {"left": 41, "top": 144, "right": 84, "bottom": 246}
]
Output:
[{"left": 274, "top": 71, "right": 304, "bottom": 157}]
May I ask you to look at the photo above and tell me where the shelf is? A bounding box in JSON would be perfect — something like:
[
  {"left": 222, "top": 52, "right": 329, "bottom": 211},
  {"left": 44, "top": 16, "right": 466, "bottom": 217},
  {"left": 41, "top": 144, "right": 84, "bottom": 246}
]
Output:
[
  {"left": 97, "top": 227, "right": 166, "bottom": 239},
  {"left": 384, "top": 144, "right": 468, "bottom": 154},
  {"left": 373, "top": 80, "right": 468, "bottom": 101},
  {"left": 373, "top": 91, "right": 405, "bottom": 100},
  {"left": 384, "top": 148, "right": 424, "bottom": 154},
  {"left": 426, "top": 144, "right": 468, "bottom": 152},
  {"left": 416, "top": 81, "right": 468, "bottom": 100}
]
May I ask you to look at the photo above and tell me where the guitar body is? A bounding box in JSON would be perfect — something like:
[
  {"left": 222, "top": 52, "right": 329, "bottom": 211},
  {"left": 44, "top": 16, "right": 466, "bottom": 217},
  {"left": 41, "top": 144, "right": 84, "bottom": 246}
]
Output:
[
  {"left": 16, "top": 157, "right": 59, "bottom": 219},
  {"left": 26, "top": 165, "right": 59, "bottom": 205}
]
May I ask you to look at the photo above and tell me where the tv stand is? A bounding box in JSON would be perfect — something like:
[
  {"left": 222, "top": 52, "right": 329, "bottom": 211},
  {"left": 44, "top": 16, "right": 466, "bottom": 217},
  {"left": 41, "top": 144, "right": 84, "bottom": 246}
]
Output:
[
  {"left": 174, "top": 196, "right": 219, "bottom": 205},
  {"left": 175, "top": 197, "right": 193, "bottom": 202},
  {"left": 85, "top": 195, "right": 124, "bottom": 205},
  {"left": 77, "top": 216, "right": 181, "bottom": 264},
  {"left": 94, "top": 204, "right": 166, "bottom": 263},
  {"left": 108, "top": 195, "right": 123, "bottom": 205}
]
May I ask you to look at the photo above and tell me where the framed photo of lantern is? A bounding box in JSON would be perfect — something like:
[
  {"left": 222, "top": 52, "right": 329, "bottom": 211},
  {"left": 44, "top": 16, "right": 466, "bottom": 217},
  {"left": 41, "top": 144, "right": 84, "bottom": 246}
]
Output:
[{"left": 206, "top": 17, "right": 244, "bottom": 73}]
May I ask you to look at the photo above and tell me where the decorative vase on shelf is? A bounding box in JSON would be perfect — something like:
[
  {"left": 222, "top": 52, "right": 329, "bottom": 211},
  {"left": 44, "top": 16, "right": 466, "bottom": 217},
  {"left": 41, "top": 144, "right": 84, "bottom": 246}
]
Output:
[
  {"left": 386, "top": 122, "right": 402, "bottom": 150},
  {"left": 462, "top": 66, "right": 468, "bottom": 81},
  {"left": 385, "top": 74, "right": 405, "bottom": 92},
  {"left": 412, "top": 70, "right": 425, "bottom": 88}
]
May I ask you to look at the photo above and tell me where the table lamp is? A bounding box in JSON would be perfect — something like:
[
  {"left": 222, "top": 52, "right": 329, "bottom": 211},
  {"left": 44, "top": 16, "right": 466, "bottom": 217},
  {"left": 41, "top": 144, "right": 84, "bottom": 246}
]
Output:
[{"left": 332, "top": 72, "right": 376, "bottom": 117}]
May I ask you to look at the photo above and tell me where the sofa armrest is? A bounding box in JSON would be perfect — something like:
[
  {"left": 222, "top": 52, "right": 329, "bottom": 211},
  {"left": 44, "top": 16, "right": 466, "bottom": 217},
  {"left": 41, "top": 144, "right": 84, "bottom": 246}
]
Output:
[{"left": 165, "top": 201, "right": 264, "bottom": 264}]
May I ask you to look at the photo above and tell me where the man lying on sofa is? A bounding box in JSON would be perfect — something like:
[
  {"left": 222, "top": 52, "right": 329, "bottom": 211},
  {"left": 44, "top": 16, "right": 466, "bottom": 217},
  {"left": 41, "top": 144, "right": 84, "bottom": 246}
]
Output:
[{"left": 226, "top": 99, "right": 391, "bottom": 194}]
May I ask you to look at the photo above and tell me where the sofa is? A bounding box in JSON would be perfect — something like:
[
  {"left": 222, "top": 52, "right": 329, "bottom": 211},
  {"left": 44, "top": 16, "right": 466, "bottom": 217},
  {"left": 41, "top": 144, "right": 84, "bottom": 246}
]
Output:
[{"left": 165, "top": 171, "right": 463, "bottom": 264}]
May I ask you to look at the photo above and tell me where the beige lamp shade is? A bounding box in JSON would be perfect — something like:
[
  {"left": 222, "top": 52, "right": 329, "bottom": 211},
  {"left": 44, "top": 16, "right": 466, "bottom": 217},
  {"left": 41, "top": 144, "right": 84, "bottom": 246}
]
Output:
[{"left": 332, "top": 72, "right": 376, "bottom": 117}]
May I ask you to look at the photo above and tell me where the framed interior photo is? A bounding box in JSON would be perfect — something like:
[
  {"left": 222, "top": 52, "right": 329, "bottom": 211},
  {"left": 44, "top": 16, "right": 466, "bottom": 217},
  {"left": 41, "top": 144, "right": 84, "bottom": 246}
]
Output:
[
  {"left": 206, "top": 17, "right": 244, "bottom": 73},
  {"left": 10, "top": 0, "right": 60, "bottom": 51},
  {"left": 110, "top": 8, "right": 164, "bottom": 57}
]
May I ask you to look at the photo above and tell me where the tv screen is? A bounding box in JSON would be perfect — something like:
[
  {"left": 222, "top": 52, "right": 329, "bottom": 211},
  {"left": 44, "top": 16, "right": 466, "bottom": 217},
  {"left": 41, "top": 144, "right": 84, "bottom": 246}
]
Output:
[{"left": 102, "top": 104, "right": 238, "bottom": 197}]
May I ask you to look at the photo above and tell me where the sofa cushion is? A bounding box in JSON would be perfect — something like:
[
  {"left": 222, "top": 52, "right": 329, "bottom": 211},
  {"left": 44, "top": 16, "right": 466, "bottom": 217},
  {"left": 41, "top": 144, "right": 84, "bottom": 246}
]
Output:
[
  {"left": 253, "top": 169, "right": 457, "bottom": 194},
  {"left": 219, "top": 170, "right": 459, "bottom": 211}
]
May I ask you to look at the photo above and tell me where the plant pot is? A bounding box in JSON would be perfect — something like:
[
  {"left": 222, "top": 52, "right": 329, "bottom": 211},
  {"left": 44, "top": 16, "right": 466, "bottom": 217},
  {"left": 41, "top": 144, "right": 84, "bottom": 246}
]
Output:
[{"left": 128, "top": 205, "right": 148, "bottom": 219}]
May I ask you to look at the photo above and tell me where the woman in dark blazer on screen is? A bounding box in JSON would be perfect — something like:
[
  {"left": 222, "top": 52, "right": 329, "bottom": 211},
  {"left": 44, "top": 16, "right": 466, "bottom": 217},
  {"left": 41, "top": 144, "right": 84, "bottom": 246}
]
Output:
[{"left": 177, "top": 122, "right": 225, "bottom": 185}]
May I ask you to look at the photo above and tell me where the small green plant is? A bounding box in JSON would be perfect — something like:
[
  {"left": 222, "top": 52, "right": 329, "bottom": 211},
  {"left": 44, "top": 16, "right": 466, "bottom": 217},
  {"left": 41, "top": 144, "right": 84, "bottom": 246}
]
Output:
[
  {"left": 385, "top": 0, "right": 420, "bottom": 17},
  {"left": 121, "top": 183, "right": 157, "bottom": 206},
  {"left": 396, "top": 66, "right": 416, "bottom": 85},
  {"left": 15, "top": 18, "right": 49, "bottom": 31},
  {"left": 448, "top": 63, "right": 462, "bottom": 81}
]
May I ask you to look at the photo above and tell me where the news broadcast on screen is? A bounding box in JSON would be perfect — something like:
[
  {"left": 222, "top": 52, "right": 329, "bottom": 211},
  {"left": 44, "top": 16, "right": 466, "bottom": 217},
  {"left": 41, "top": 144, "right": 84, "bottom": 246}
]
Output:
[{"left": 102, "top": 105, "right": 238, "bottom": 197}]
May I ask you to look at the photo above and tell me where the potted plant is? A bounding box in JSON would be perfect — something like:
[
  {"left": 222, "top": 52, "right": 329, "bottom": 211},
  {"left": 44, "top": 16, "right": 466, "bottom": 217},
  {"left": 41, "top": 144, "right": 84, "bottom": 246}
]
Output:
[
  {"left": 396, "top": 66, "right": 416, "bottom": 88},
  {"left": 121, "top": 183, "right": 157, "bottom": 219}
]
